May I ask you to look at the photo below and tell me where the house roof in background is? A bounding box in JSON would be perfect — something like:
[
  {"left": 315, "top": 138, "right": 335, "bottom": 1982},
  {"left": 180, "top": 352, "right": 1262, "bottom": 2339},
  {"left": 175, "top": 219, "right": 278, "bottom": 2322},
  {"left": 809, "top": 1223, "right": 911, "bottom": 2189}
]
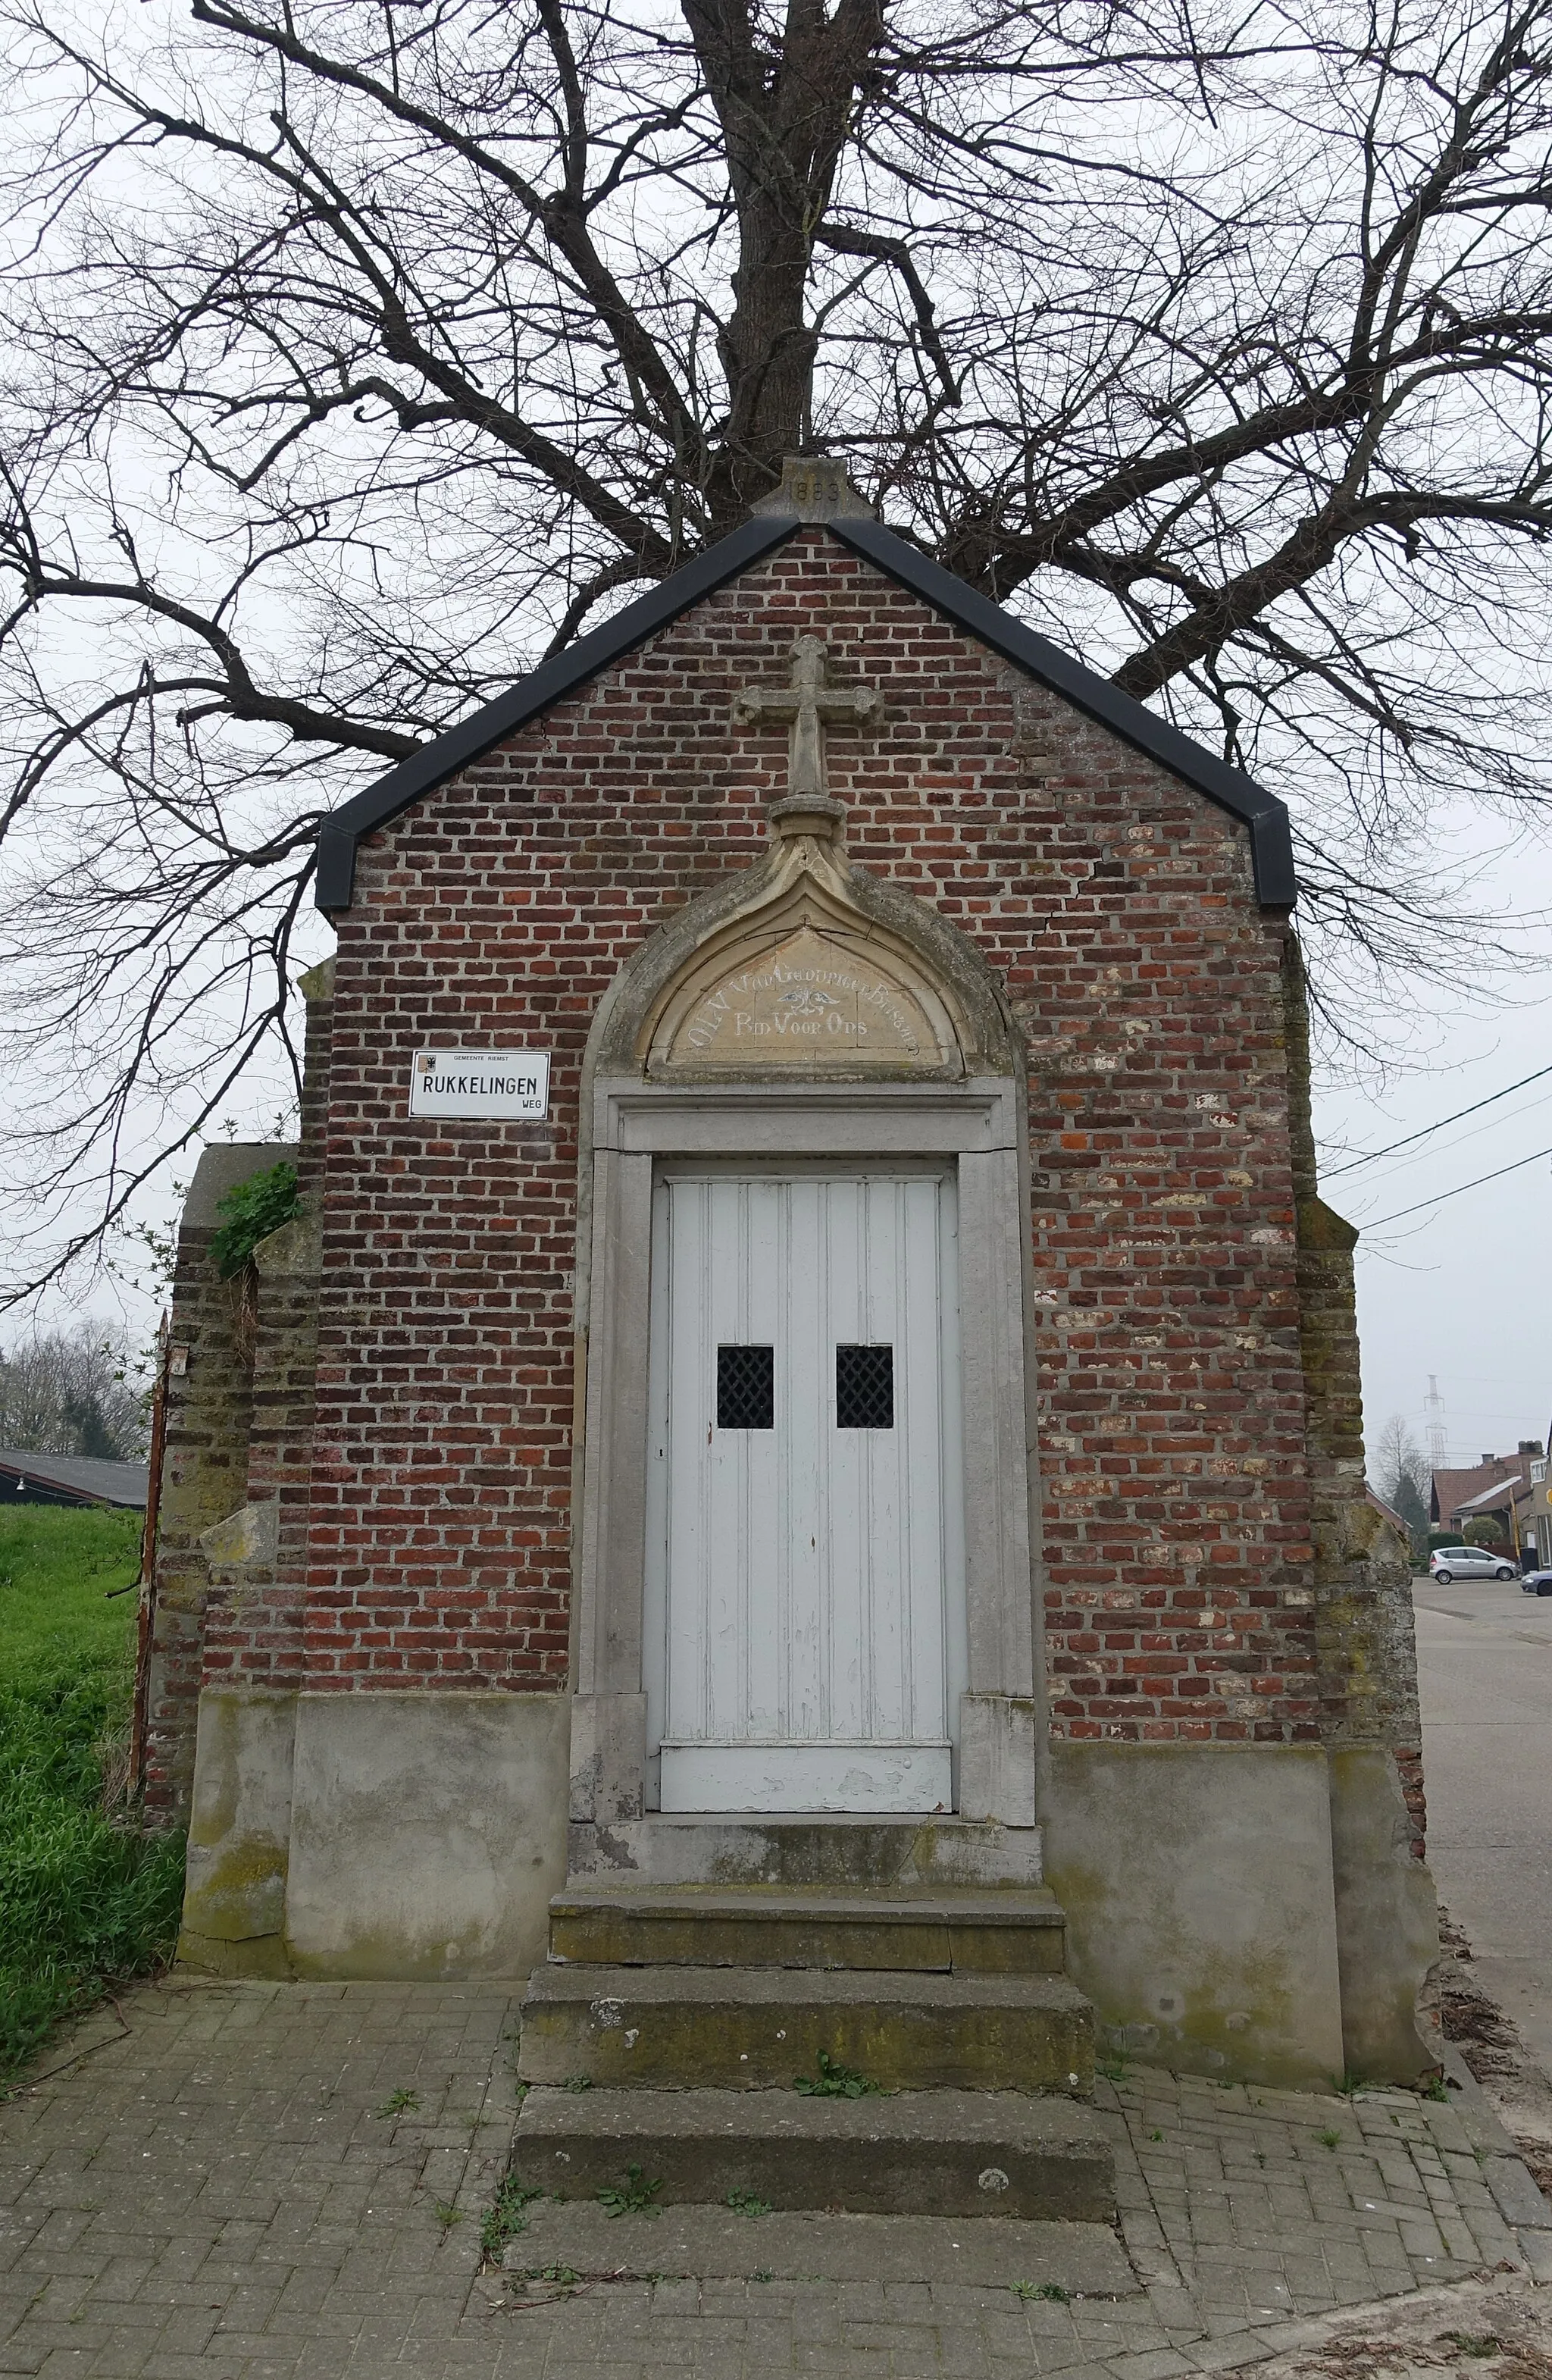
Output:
[
  {"left": 1452, "top": 1475, "right": 1530, "bottom": 1515},
  {"left": 1364, "top": 1486, "right": 1410, "bottom": 1537},
  {"left": 0, "top": 1450, "right": 149, "bottom": 1508},
  {"left": 1429, "top": 1457, "right": 1529, "bottom": 1522},
  {"left": 312, "top": 508, "right": 1297, "bottom": 914}
]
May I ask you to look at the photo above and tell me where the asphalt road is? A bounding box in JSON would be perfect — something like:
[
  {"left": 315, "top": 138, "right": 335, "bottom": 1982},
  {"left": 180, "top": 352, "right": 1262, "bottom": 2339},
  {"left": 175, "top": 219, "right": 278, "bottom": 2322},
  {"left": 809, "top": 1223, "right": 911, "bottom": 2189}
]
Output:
[{"left": 1413, "top": 1573, "right": 1552, "bottom": 2080}]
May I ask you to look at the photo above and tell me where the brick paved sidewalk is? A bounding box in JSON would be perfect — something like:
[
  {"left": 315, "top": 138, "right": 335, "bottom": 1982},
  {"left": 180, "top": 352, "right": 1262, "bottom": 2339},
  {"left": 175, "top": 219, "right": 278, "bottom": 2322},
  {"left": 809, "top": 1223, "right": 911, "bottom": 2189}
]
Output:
[{"left": 1, "top": 1981, "right": 1548, "bottom": 2380}]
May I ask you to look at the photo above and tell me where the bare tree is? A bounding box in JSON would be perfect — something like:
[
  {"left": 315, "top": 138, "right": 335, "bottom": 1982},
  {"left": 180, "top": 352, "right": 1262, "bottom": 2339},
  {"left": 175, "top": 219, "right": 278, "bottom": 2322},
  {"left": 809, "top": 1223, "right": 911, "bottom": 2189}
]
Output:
[
  {"left": 0, "top": 1323, "right": 148, "bottom": 1458},
  {"left": 4, "top": 0, "right": 1552, "bottom": 1295},
  {"left": 1369, "top": 1410, "right": 1432, "bottom": 1548}
]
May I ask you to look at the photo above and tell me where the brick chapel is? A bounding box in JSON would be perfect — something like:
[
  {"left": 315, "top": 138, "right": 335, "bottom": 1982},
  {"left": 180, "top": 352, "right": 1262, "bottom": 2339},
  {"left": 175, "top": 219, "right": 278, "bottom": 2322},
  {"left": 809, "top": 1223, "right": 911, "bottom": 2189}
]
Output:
[{"left": 146, "top": 459, "right": 1438, "bottom": 2167}]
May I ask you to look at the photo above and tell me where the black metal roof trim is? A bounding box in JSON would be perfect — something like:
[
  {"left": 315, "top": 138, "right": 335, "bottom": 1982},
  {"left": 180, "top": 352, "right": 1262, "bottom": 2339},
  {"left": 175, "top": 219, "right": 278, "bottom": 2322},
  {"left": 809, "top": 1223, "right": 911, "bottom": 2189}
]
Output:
[
  {"left": 314, "top": 504, "right": 1296, "bottom": 912},
  {"left": 314, "top": 512, "right": 801, "bottom": 911},
  {"left": 829, "top": 516, "right": 1297, "bottom": 909},
  {"left": 0, "top": 1448, "right": 149, "bottom": 1507}
]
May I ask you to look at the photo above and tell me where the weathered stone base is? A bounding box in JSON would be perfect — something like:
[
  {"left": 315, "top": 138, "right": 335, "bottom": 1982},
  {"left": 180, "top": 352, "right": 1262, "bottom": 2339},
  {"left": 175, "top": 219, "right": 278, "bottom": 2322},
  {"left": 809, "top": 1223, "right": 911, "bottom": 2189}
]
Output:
[
  {"left": 180, "top": 1700, "right": 1437, "bottom": 2083},
  {"left": 1329, "top": 1744, "right": 1442, "bottom": 2081},
  {"left": 1042, "top": 1739, "right": 1437, "bottom": 2087},
  {"left": 176, "top": 1927, "right": 296, "bottom": 1981},
  {"left": 180, "top": 1687, "right": 296, "bottom": 1958},
  {"left": 177, "top": 1686, "right": 569, "bottom": 1980}
]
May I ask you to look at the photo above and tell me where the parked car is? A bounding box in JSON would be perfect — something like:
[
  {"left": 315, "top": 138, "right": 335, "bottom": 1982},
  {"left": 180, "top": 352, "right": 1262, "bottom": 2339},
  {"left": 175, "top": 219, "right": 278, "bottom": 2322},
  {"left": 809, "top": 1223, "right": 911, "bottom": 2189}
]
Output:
[
  {"left": 1520, "top": 1567, "right": 1552, "bottom": 1596},
  {"left": 1429, "top": 1543, "right": 1519, "bottom": 1582}
]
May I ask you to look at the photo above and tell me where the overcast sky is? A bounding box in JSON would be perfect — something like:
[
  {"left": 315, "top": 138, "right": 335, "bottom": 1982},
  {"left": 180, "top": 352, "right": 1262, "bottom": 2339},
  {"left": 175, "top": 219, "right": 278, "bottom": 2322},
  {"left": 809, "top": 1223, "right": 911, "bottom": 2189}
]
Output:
[{"left": 1312, "top": 824, "right": 1552, "bottom": 1470}]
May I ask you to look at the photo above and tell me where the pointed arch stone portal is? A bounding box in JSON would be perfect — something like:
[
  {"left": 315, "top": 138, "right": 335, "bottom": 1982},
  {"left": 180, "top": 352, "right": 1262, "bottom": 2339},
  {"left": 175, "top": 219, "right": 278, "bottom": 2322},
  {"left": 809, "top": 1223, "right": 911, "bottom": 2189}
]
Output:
[{"left": 568, "top": 772, "right": 1044, "bottom": 1879}]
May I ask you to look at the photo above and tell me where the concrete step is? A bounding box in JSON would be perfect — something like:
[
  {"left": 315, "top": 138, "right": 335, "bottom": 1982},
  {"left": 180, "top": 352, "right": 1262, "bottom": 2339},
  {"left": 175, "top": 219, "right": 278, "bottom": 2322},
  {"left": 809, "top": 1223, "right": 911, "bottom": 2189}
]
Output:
[
  {"left": 507, "top": 2189, "right": 1128, "bottom": 2284},
  {"left": 566, "top": 1812, "right": 1044, "bottom": 1889},
  {"left": 548, "top": 1884, "right": 1068, "bottom": 1975},
  {"left": 515, "top": 2084, "right": 1116, "bottom": 2220},
  {"left": 516, "top": 1962, "right": 1094, "bottom": 2094},
  {"left": 502, "top": 2194, "right": 1134, "bottom": 2285}
]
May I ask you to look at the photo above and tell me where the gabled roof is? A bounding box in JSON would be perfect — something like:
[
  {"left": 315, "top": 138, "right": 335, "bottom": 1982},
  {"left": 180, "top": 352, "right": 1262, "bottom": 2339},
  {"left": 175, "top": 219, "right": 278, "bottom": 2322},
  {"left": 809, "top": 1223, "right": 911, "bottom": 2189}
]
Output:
[
  {"left": 1431, "top": 1455, "right": 1529, "bottom": 1522},
  {"left": 1364, "top": 1485, "right": 1409, "bottom": 1536},
  {"left": 314, "top": 509, "right": 1297, "bottom": 913},
  {"left": 1452, "top": 1474, "right": 1529, "bottom": 1515}
]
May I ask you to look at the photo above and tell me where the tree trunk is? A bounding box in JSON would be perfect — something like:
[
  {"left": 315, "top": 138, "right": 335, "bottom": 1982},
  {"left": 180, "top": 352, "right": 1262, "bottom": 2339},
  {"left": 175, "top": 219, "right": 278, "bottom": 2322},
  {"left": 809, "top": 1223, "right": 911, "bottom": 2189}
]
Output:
[{"left": 684, "top": 0, "right": 884, "bottom": 527}]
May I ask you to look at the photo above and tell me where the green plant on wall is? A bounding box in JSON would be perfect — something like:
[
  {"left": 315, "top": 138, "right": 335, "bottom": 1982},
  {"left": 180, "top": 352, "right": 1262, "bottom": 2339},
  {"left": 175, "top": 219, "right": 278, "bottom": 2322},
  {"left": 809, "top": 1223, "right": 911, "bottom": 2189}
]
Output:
[{"left": 209, "top": 1162, "right": 302, "bottom": 1281}]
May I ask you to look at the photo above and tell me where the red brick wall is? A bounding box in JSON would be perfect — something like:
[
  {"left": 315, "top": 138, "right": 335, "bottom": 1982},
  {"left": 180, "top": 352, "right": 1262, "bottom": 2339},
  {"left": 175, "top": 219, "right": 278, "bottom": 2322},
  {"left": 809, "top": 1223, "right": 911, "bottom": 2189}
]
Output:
[{"left": 288, "top": 525, "right": 1313, "bottom": 1731}]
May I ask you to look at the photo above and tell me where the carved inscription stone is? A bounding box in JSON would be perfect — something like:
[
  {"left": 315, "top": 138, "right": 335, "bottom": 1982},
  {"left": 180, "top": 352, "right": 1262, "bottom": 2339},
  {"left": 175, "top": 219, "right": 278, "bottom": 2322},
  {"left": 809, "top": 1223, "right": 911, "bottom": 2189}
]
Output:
[{"left": 669, "top": 925, "right": 940, "bottom": 1066}]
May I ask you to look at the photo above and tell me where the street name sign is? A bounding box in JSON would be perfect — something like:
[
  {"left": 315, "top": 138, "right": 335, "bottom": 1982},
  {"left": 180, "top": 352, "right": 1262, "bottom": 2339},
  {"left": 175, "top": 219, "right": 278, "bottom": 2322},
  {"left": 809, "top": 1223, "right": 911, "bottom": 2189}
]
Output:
[{"left": 409, "top": 1051, "right": 550, "bottom": 1120}]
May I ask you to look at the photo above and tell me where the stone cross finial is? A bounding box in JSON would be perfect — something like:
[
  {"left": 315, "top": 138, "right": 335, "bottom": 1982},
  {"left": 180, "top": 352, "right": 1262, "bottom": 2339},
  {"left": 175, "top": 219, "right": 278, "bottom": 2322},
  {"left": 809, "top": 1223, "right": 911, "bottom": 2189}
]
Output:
[{"left": 735, "top": 637, "right": 880, "bottom": 824}]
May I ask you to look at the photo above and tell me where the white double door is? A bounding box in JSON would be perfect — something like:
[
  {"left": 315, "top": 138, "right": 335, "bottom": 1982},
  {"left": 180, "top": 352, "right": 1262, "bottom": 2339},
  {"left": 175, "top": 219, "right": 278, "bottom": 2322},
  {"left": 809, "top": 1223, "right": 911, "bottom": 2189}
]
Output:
[{"left": 643, "top": 1165, "right": 968, "bottom": 1813}]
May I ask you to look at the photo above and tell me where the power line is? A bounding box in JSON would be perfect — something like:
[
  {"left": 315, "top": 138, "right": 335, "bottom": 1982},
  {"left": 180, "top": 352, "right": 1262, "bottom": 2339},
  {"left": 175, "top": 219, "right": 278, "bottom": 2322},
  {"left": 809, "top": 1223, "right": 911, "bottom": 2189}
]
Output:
[
  {"left": 1323, "top": 1061, "right": 1552, "bottom": 1177},
  {"left": 1363, "top": 1141, "right": 1552, "bottom": 1231}
]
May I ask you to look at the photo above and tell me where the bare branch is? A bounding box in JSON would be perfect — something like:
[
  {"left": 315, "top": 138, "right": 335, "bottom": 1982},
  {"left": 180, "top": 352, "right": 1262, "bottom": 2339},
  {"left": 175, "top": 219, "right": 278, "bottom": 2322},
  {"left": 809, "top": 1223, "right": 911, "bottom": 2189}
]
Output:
[{"left": 1, "top": 0, "right": 1551, "bottom": 1294}]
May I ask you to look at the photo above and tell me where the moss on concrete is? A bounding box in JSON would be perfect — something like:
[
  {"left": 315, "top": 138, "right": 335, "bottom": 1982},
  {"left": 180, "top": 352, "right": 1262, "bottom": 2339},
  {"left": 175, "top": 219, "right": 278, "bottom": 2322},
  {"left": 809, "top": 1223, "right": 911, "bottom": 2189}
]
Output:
[{"left": 1043, "top": 1739, "right": 1344, "bottom": 2087}]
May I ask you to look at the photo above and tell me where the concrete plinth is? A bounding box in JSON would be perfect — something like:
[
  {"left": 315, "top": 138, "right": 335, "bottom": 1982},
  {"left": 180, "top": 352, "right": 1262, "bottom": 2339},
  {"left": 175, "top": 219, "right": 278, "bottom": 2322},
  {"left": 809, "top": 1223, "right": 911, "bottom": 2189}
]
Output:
[
  {"left": 179, "top": 1685, "right": 570, "bottom": 1980},
  {"left": 1042, "top": 1740, "right": 1347, "bottom": 2086}
]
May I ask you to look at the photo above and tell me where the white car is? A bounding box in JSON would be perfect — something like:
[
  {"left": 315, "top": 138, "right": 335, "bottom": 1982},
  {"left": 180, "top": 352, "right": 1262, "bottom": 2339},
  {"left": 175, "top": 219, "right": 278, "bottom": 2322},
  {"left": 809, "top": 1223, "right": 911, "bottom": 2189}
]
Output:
[{"left": 1429, "top": 1543, "right": 1518, "bottom": 1583}]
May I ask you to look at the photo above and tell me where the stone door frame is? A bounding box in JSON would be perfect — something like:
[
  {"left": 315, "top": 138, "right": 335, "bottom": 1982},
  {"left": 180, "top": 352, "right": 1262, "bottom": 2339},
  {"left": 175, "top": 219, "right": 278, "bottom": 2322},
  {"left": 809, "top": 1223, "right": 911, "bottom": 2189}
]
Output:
[{"left": 568, "top": 1074, "right": 1044, "bottom": 1840}]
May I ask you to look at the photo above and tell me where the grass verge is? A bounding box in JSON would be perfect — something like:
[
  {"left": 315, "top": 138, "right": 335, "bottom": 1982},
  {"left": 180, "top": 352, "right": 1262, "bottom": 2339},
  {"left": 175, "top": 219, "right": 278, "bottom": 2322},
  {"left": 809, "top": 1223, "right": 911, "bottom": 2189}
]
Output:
[{"left": 0, "top": 1504, "right": 186, "bottom": 2083}]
